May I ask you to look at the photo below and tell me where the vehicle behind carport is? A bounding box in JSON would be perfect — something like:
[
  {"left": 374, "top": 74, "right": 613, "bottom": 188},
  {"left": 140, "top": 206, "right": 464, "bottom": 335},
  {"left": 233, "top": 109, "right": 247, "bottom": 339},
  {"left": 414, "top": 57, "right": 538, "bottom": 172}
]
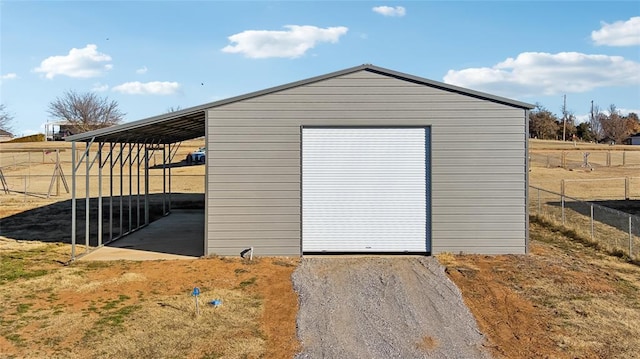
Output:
[{"left": 186, "top": 147, "right": 206, "bottom": 165}]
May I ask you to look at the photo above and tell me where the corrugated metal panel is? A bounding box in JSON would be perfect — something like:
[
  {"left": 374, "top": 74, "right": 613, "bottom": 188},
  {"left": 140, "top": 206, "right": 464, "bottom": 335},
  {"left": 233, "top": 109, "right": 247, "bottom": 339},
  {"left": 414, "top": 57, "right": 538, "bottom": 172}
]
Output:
[
  {"left": 302, "top": 128, "right": 428, "bottom": 253},
  {"left": 207, "top": 70, "right": 526, "bottom": 256},
  {"left": 210, "top": 151, "right": 300, "bottom": 159},
  {"left": 206, "top": 243, "right": 300, "bottom": 257},
  {"left": 211, "top": 110, "right": 521, "bottom": 120},
  {"left": 208, "top": 167, "right": 300, "bottom": 175},
  {"left": 208, "top": 206, "right": 299, "bottom": 215},
  {"left": 432, "top": 246, "right": 526, "bottom": 255},
  {"left": 208, "top": 222, "right": 300, "bottom": 231},
  {"left": 210, "top": 118, "right": 519, "bottom": 127}
]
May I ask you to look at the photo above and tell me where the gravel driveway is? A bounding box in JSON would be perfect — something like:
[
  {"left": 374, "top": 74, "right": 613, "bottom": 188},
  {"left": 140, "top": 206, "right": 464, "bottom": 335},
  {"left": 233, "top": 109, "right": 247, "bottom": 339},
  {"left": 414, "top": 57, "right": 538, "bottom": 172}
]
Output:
[{"left": 293, "top": 257, "right": 492, "bottom": 358}]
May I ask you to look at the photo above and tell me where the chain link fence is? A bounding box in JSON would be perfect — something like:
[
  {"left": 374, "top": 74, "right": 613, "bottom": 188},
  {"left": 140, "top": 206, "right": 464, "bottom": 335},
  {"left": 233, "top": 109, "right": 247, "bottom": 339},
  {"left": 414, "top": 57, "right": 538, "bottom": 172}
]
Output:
[
  {"left": 0, "top": 145, "right": 204, "bottom": 204},
  {"left": 530, "top": 185, "right": 640, "bottom": 261}
]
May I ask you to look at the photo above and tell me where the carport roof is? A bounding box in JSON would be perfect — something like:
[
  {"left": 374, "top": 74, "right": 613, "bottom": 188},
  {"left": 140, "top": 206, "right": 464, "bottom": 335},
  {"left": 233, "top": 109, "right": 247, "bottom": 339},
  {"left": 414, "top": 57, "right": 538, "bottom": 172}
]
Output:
[{"left": 66, "top": 64, "right": 535, "bottom": 144}]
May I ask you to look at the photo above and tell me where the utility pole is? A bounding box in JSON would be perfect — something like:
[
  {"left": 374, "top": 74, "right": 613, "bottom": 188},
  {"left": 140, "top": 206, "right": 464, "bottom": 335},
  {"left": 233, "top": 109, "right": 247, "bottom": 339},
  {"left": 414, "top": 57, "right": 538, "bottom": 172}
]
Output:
[{"left": 562, "top": 94, "right": 567, "bottom": 141}]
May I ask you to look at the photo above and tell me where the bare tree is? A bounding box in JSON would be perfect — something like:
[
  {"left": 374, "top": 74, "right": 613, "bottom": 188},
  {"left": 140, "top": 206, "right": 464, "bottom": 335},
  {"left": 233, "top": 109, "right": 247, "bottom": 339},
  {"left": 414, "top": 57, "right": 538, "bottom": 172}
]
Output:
[
  {"left": 599, "top": 104, "right": 631, "bottom": 144},
  {"left": 0, "top": 104, "right": 14, "bottom": 133},
  {"left": 165, "top": 106, "right": 182, "bottom": 113},
  {"left": 590, "top": 103, "right": 605, "bottom": 142},
  {"left": 47, "top": 90, "right": 125, "bottom": 133}
]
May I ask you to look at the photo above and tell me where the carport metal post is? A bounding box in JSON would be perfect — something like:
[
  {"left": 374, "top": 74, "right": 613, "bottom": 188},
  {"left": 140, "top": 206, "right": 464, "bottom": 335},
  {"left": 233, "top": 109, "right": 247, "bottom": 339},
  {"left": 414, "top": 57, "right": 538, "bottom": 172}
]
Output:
[
  {"left": 162, "top": 145, "right": 166, "bottom": 215},
  {"left": 144, "top": 146, "right": 150, "bottom": 225},
  {"left": 97, "top": 143, "right": 103, "bottom": 247},
  {"left": 168, "top": 143, "right": 172, "bottom": 212},
  {"left": 71, "top": 142, "right": 76, "bottom": 260},
  {"left": 128, "top": 142, "right": 133, "bottom": 233},
  {"left": 85, "top": 141, "right": 91, "bottom": 249},
  {"left": 166, "top": 142, "right": 181, "bottom": 213},
  {"left": 109, "top": 142, "right": 114, "bottom": 242},
  {"left": 119, "top": 142, "right": 124, "bottom": 237},
  {"left": 83, "top": 139, "right": 100, "bottom": 250},
  {"left": 136, "top": 143, "right": 142, "bottom": 228}
]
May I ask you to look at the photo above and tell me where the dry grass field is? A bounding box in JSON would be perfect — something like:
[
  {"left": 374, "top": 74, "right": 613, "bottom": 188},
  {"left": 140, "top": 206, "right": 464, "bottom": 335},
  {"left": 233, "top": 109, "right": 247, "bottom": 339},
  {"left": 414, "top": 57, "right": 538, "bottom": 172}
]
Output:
[
  {"left": 0, "top": 238, "right": 300, "bottom": 358},
  {"left": 529, "top": 139, "right": 640, "bottom": 199},
  {"left": 1, "top": 138, "right": 640, "bottom": 357}
]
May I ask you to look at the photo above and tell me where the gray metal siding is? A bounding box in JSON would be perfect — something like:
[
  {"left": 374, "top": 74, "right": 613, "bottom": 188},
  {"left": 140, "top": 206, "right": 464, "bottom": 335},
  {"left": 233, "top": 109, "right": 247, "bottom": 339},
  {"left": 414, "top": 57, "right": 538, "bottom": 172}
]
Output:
[{"left": 207, "top": 70, "right": 527, "bottom": 256}]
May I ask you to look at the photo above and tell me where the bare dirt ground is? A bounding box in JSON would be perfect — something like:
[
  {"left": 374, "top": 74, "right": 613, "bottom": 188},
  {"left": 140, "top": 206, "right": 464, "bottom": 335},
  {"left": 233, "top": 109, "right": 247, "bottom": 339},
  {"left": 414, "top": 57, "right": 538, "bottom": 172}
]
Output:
[
  {"left": 440, "top": 218, "right": 640, "bottom": 359},
  {"left": 293, "top": 257, "right": 491, "bottom": 358}
]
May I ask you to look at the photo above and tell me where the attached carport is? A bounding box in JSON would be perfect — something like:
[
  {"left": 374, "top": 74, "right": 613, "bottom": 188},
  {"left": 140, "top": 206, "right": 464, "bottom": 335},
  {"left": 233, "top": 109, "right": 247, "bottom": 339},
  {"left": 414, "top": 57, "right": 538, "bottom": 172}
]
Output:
[
  {"left": 68, "top": 64, "right": 533, "bottom": 260},
  {"left": 66, "top": 109, "right": 207, "bottom": 260}
]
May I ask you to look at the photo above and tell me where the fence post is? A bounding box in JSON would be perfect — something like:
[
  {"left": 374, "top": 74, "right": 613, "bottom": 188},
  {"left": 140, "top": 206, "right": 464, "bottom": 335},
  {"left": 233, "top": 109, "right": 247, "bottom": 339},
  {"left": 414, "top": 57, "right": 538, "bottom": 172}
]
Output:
[
  {"left": 590, "top": 204, "right": 594, "bottom": 240},
  {"left": 546, "top": 155, "right": 550, "bottom": 168},
  {"left": 623, "top": 151, "right": 626, "bottom": 166},
  {"left": 562, "top": 151, "right": 567, "bottom": 168},
  {"left": 561, "top": 180, "right": 566, "bottom": 225},
  {"left": 607, "top": 151, "right": 611, "bottom": 167},
  {"left": 629, "top": 216, "right": 633, "bottom": 259},
  {"left": 625, "top": 177, "right": 630, "bottom": 200},
  {"left": 537, "top": 188, "right": 541, "bottom": 215}
]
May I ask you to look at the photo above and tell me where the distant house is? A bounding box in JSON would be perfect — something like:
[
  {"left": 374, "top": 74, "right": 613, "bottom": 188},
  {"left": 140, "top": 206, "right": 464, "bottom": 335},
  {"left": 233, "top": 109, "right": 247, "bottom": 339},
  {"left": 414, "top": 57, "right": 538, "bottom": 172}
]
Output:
[
  {"left": 0, "top": 129, "right": 14, "bottom": 142},
  {"left": 626, "top": 133, "right": 640, "bottom": 145},
  {"left": 46, "top": 121, "right": 110, "bottom": 141}
]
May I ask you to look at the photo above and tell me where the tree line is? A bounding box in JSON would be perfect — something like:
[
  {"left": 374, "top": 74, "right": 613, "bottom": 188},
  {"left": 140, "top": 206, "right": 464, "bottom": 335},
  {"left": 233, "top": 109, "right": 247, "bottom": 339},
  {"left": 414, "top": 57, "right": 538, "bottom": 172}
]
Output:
[
  {"left": 530, "top": 103, "right": 640, "bottom": 144},
  {"left": 2, "top": 92, "right": 639, "bottom": 144}
]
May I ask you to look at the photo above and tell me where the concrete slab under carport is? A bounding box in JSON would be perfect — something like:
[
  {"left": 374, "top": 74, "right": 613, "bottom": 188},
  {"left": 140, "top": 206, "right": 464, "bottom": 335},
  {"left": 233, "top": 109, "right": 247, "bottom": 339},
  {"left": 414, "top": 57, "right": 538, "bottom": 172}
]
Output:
[{"left": 80, "top": 209, "right": 204, "bottom": 261}]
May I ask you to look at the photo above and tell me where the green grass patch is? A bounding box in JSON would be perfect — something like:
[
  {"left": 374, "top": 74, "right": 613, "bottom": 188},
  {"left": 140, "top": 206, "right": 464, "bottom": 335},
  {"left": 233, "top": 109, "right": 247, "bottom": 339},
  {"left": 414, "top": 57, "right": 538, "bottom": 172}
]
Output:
[
  {"left": 0, "top": 258, "right": 48, "bottom": 283},
  {"left": 101, "top": 294, "right": 130, "bottom": 310},
  {"left": 16, "top": 303, "right": 33, "bottom": 315},
  {"left": 238, "top": 277, "right": 257, "bottom": 289},
  {"left": 96, "top": 305, "right": 141, "bottom": 327},
  {"left": 5, "top": 333, "right": 25, "bottom": 346}
]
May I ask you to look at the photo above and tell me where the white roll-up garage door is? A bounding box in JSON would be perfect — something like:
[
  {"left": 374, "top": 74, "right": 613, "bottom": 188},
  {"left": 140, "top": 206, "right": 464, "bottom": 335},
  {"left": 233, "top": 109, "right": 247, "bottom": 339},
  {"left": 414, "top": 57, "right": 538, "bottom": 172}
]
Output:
[{"left": 302, "top": 127, "right": 429, "bottom": 253}]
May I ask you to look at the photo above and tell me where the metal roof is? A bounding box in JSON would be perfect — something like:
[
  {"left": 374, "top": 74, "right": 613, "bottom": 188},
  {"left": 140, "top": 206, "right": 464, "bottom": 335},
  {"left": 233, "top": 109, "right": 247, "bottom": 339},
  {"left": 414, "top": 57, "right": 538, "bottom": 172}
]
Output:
[{"left": 66, "top": 64, "right": 535, "bottom": 143}]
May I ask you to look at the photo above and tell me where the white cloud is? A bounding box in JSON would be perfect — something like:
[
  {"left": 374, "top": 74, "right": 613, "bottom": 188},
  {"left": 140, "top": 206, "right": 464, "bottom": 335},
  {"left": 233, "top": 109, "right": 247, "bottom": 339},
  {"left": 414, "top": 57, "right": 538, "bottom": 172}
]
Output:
[
  {"left": 443, "top": 52, "right": 640, "bottom": 98},
  {"left": 221, "top": 25, "right": 348, "bottom": 59},
  {"left": 372, "top": 6, "right": 406, "bottom": 17},
  {"left": 136, "top": 66, "right": 148, "bottom": 74},
  {"left": 617, "top": 108, "right": 640, "bottom": 116},
  {"left": 592, "top": 16, "right": 640, "bottom": 46},
  {"left": 1, "top": 73, "right": 18, "bottom": 80},
  {"left": 112, "top": 81, "right": 180, "bottom": 95},
  {"left": 33, "top": 44, "right": 112, "bottom": 79},
  {"left": 91, "top": 83, "right": 109, "bottom": 92},
  {"left": 575, "top": 108, "right": 640, "bottom": 124}
]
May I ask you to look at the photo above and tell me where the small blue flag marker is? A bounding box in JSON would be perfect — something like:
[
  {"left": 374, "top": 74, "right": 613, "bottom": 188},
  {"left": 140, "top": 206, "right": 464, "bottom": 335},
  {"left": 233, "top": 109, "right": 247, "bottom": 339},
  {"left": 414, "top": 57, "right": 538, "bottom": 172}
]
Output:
[{"left": 192, "top": 287, "right": 201, "bottom": 315}]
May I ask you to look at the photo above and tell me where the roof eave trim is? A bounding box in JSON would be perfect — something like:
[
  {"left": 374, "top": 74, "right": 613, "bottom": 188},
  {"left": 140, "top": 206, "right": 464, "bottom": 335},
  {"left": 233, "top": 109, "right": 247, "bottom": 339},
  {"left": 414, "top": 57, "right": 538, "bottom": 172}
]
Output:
[{"left": 363, "top": 65, "right": 535, "bottom": 110}]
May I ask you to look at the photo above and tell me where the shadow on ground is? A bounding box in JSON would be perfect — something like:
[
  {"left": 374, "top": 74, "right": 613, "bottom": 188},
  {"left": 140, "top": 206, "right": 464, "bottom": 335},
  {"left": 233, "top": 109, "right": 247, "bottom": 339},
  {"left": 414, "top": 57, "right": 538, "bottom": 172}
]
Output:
[
  {"left": 0, "top": 193, "right": 205, "bottom": 251},
  {"left": 549, "top": 199, "right": 640, "bottom": 234},
  {"left": 148, "top": 159, "right": 205, "bottom": 169}
]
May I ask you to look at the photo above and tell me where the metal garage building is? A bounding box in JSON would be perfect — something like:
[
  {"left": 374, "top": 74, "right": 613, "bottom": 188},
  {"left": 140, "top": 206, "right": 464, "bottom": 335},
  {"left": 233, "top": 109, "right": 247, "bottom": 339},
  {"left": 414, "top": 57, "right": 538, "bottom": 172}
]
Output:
[{"left": 67, "top": 64, "right": 534, "bottom": 258}]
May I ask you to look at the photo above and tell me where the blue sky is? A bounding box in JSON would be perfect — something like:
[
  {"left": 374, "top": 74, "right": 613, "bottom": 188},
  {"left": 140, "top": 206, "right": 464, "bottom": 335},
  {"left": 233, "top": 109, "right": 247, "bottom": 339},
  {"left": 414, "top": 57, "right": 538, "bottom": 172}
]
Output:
[{"left": 1, "top": 1, "right": 639, "bottom": 136}]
